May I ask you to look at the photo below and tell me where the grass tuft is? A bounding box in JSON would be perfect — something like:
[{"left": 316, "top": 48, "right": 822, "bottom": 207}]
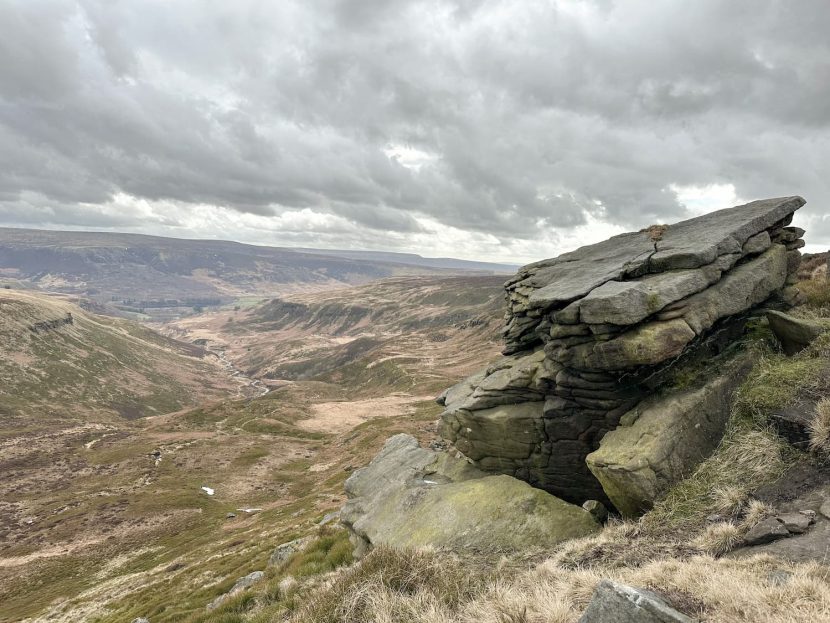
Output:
[
  {"left": 692, "top": 523, "right": 742, "bottom": 556},
  {"left": 289, "top": 545, "right": 493, "bottom": 623},
  {"left": 646, "top": 425, "right": 790, "bottom": 530},
  {"left": 739, "top": 500, "right": 777, "bottom": 529},
  {"left": 809, "top": 398, "right": 830, "bottom": 452},
  {"left": 711, "top": 486, "right": 748, "bottom": 518}
]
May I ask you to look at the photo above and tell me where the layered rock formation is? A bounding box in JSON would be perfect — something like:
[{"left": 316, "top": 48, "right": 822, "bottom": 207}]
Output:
[
  {"left": 440, "top": 197, "right": 806, "bottom": 505},
  {"left": 585, "top": 353, "right": 752, "bottom": 516},
  {"left": 341, "top": 434, "right": 599, "bottom": 557}
]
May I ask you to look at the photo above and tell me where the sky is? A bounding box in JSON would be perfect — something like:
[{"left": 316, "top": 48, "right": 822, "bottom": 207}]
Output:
[{"left": 1, "top": 0, "right": 828, "bottom": 264}]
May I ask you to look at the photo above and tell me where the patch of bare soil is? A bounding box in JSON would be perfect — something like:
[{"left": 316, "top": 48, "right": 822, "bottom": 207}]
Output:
[
  {"left": 730, "top": 461, "right": 830, "bottom": 563},
  {"left": 299, "top": 393, "right": 434, "bottom": 433}
]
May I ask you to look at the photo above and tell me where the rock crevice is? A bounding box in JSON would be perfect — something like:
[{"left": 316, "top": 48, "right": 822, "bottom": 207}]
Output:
[{"left": 440, "top": 197, "right": 805, "bottom": 504}]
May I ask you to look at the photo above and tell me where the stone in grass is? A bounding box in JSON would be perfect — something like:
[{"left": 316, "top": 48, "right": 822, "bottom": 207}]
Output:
[
  {"left": 578, "top": 579, "right": 698, "bottom": 623},
  {"left": 269, "top": 537, "right": 311, "bottom": 567},
  {"left": 582, "top": 500, "right": 609, "bottom": 523},
  {"left": 206, "top": 571, "right": 264, "bottom": 611},
  {"left": 767, "top": 570, "right": 793, "bottom": 586},
  {"left": 800, "top": 509, "right": 817, "bottom": 523},
  {"left": 768, "top": 407, "right": 812, "bottom": 449},
  {"left": 778, "top": 512, "right": 811, "bottom": 535},
  {"left": 767, "top": 310, "right": 830, "bottom": 356},
  {"left": 743, "top": 518, "right": 790, "bottom": 546},
  {"left": 131, "top": 619, "right": 150, "bottom": 623}
]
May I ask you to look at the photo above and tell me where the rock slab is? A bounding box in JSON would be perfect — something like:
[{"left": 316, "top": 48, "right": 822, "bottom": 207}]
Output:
[
  {"left": 269, "top": 537, "right": 311, "bottom": 567},
  {"left": 340, "top": 434, "right": 598, "bottom": 557},
  {"left": 585, "top": 354, "right": 752, "bottom": 517},
  {"left": 578, "top": 580, "right": 698, "bottom": 623},
  {"left": 207, "top": 571, "right": 264, "bottom": 611},
  {"left": 767, "top": 310, "right": 830, "bottom": 355},
  {"left": 442, "top": 197, "right": 805, "bottom": 506},
  {"left": 743, "top": 518, "right": 790, "bottom": 546}
]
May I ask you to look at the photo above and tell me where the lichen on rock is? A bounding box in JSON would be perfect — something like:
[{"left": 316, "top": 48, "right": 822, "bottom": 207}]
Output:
[
  {"left": 440, "top": 197, "right": 806, "bottom": 507},
  {"left": 340, "top": 434, "right": 599, "bottom": 557}
]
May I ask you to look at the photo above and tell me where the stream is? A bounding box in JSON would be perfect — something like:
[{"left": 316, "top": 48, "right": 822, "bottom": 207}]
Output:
[{"left": 209, "top": 347, "right": 270, "bottom": 398}]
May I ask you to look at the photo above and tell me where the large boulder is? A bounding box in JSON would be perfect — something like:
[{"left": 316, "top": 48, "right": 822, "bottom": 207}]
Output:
[
  {"left": 340, "top": 434, "right": 599, "bottom": 557},
  {"left": 585, "top": 353, "right": 752, "bottom": 517},
  {"left": 442, "top": 197, "right": 806, "bottom": 506},
  {"left": 578, "top": 580, "right": 698, "bottom": 623}
]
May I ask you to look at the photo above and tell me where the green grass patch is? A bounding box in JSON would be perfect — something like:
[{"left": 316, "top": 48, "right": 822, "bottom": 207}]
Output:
[
  {"left": 232, "top": 446, "right": 270, "bottom": 467},
  {"left": 733, "top": 342, "right": 829, "bottom": 423},
  {"left": 645, "top": 339, "right": 830, "bottom": 530}
]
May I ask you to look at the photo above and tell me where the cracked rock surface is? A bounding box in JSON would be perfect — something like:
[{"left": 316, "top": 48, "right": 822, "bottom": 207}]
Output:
[{"left": 441, "top": 197, "right": 806, "bottom": 505}]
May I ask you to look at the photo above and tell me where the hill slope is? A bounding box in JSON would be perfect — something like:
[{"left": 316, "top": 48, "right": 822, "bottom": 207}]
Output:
[
  {"left": 0, "top": 276, "right": 506, "bottom": 623},
  {"left": 165, "top": 275, "right": 506, "bottom": 399},
  {"left": 0, "top": 289, "right": 233, "bottom": 426}
]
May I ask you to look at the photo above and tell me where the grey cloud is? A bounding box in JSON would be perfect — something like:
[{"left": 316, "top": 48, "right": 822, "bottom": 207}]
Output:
[{"left": 0, "top": 0, "right": 829, "bottom": 256}]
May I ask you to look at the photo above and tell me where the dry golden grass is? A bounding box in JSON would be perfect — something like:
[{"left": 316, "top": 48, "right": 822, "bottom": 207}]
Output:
[
  {"left": 712, "top": 486, "right": 749, "bottom": 518},
  {"left": 798, "top": 277, "right": 830, "bottom": 311},
  {"left": 693, "top": 523, "right": 742, "bottom": 556},
  {"left": 740, "top": 500, "right": 777, "bottom": 529},
  {"left": 809, "top": 398, "right": 830, "bottom": 452},
  {"left": 273, "top": 545, "right": 830, "bottom": 623}
]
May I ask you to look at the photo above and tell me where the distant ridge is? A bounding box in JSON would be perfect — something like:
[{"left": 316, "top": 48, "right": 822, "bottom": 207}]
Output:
[
  {"left": 0, "top": 227, "right": 516, "bottom": 318},
  {"left": 292, "top": 247, "right": 519, "bottom": 274}
]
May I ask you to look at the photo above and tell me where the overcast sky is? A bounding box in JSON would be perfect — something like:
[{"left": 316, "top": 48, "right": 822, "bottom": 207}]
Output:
[{"left": 0, "top": 0, "right": 828, "bottom": 263}]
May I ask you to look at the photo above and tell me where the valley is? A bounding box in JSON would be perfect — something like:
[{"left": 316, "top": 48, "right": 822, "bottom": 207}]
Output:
[
  {"left": 4, "top": 211, "right": 830, "bottom": 623},
  {"left": 0, "top": 274, "right": 505, "bottom": 622}
]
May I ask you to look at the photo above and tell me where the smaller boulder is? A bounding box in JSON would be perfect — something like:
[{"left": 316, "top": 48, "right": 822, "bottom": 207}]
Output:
[
  {"left": 766, "top": 310, "right": 830, "bottom": 355},
  {"left": 269, "top": 537, "right": 311, "bottom": 567},
  {"left": 341, "top": 434, "right": 599, "bottom": 557},
  {"left": 582, "top": 500, "right": 609, "bottom": 523},
  {"left": 578, "top": 579, "right": 698, "bottom": 623},
  {"left": 778, "top": 512, "right": 811, "bottom": 535},
  {"left": 743, "top": 518, "right": 790, "bottom": 546},
  {"left": 207, "top": 571, "right": 264, "bottom": 611}
]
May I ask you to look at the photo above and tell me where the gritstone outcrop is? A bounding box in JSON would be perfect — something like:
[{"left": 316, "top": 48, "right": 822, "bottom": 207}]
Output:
[{"left": 439, "top": 196, "right": 806, "bottom": 506}]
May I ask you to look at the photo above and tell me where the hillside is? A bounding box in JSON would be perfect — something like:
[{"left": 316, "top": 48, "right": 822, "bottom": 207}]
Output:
[
  {"left": 0, "top": 276, "right": 506, "bottom": 623},
  {"left": 0, "top": 228, "right": 512, "bottom": 320},
  {"left": 0, "top": 289, "right": 234, "bottom": 426}
]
